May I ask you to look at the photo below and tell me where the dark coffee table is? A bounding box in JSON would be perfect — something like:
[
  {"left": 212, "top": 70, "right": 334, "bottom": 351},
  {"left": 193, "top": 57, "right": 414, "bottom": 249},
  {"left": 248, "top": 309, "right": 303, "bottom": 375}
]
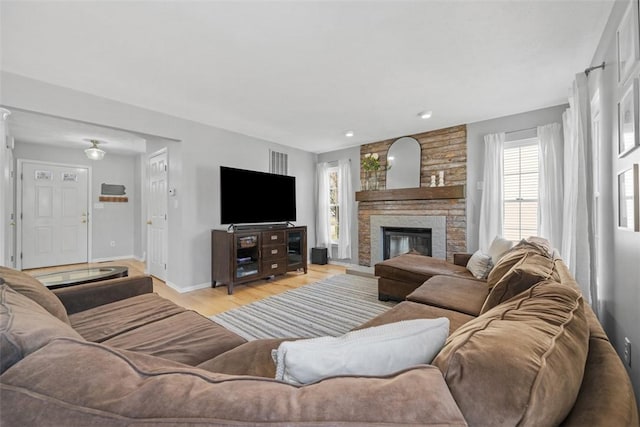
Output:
[{"left": 35, "top": 266, "right": 128, "bottom": 289}]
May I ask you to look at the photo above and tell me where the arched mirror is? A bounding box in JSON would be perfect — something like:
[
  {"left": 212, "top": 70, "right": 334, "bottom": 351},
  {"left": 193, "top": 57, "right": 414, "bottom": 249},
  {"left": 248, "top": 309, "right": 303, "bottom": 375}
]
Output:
[{"left": 386, "top": 137, "right": 421, "bottom": 189}]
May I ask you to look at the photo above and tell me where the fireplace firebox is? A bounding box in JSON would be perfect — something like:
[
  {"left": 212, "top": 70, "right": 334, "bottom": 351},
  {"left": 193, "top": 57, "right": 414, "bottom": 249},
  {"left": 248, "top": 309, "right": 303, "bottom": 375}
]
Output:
[{"left": 382, "top": 227, "right": 432, "bottom": 260}]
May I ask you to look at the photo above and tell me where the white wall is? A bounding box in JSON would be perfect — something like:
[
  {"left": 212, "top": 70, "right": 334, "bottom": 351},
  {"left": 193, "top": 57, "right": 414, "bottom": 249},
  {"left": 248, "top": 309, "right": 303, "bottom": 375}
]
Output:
[
  {"left": 466, "top": 104, "right": 567, "bottom": 252},
  {"left": 317, "top": 145, "right": 361, "bottom": 262},
  {"left": 588, "top": 0, "right": 640, "bottom": 405},
  {"left": 1, "top": 72, "right": 317, "bottom": 291},
  {"left": 13, "top": 142, "right": 137, "bottom": 261}
]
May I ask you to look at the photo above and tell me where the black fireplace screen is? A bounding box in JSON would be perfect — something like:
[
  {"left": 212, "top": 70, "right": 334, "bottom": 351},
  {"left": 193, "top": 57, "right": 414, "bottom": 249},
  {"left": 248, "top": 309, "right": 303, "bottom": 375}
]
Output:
[{"left": 382, "top": 227, "right": 432, "bottom": 260}]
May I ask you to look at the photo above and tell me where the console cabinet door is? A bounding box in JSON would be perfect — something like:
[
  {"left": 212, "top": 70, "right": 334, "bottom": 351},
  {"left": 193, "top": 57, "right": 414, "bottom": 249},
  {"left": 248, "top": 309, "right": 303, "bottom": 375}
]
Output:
[
  {"left": 287, "top": 227, "right": 307, "bottom": 272},
  {"left": 234, "top": 232, "right": 261, "bottom": 281}
]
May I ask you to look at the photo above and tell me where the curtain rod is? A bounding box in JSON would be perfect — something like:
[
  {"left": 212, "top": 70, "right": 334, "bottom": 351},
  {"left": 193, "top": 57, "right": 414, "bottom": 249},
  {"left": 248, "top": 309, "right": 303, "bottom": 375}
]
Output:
[
  {"left": 505, "top": 126, "right": 537, "bottom": 135},
  {"left": 584, "top": 61, "right": 605, "bottom": 77}
]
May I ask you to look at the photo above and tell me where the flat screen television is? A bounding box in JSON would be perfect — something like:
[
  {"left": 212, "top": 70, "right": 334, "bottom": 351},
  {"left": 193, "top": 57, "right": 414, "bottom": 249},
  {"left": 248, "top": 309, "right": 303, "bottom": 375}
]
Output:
[{"left": 220, "top": 166, "right": 296, "bottom": 225}]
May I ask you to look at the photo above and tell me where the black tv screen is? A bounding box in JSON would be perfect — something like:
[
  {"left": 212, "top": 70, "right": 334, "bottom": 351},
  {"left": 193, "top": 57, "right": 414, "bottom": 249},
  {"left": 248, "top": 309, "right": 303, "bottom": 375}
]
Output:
[{"left": 220, "top": 166, "right": 297, "bottom": 224}]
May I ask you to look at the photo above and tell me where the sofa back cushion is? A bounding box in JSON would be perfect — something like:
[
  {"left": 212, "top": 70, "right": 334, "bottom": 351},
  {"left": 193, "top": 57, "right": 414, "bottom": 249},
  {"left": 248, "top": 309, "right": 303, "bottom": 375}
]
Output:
[
  {"left": 480, "top": 252, "right": 557, "bottom": 314},
  {"left": 0, "top": 285, "right": 82, "bottom": 373},
  {"left": 0, "top": 266, "right": 70, "bottom": 324},
  {"left": 486, "top": 239, "right": 554, "bottom": 290},
  {"left": 0, "top": 338, "right": 467, "bottom": 426},
  {"left": 433, "top": 280, "right": 589, "bottom": 427}
]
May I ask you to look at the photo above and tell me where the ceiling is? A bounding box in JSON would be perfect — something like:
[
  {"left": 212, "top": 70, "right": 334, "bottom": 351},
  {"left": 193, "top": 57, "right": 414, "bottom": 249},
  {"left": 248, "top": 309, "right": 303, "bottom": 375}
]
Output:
[
  {"left": 7, "top": 109, "right": 148, "bottom": 155},
  {"left": 0, "top": 1, "right": 614, "bottom": 154}
]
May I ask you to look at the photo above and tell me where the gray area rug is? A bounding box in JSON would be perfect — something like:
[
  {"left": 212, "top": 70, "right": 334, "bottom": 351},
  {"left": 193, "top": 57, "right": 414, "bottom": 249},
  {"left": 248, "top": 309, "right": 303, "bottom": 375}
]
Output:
[{"left": 210, "top": 274, "right": 396, "bottom": 340}]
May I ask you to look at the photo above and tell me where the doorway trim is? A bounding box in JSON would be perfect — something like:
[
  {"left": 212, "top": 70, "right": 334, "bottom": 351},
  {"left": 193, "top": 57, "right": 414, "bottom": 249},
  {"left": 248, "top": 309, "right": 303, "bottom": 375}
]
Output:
[{"left": 16, "top": 159, "right": 92, "bottom": 270}]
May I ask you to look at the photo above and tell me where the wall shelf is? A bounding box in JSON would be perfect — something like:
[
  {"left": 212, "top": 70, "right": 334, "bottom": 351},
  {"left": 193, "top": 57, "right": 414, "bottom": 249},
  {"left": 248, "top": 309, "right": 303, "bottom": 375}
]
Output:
[{"left": 355, "top": 185, "right": 465, "bottom": 202}]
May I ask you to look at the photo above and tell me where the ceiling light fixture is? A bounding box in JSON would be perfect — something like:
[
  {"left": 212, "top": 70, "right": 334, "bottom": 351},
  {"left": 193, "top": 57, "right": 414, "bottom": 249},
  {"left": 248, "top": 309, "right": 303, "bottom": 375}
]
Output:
[
  {"left": 345, "top": 130, "right": 354, "bottom": 137},
  {"left": 85, "top": 139, "right": 106, "bottom": 160},
  {"left": 418, "top": 111, "right": 432, "bottom": 119}
]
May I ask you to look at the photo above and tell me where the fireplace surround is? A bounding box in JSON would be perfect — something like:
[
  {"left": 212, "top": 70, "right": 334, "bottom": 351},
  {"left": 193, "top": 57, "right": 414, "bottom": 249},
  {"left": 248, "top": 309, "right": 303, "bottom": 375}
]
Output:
[
  {"left": 357, "top": 124, "right": 467, "bottom": 266},
  {"left": 370, "top": 215, "right": 446, "bottom": 266}
]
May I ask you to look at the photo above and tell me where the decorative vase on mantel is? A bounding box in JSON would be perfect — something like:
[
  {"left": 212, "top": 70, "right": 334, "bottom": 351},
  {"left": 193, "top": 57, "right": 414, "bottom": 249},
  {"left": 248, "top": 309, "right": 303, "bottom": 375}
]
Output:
[{"left": 363, "top": 170, "right": 379, "bottom": 191}]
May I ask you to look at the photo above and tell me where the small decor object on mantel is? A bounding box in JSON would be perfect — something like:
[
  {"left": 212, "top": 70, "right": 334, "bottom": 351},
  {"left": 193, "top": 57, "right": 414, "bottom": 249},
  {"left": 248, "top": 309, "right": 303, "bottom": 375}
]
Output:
[
  {"left": 361, "top": 152, "right": 390, "bottom": 191},
  {"left": 438, "top": 171, "right": 445, "bottom": 187},
  {"left": 430, "top": 175, "right": 436, "bottom": 187}
]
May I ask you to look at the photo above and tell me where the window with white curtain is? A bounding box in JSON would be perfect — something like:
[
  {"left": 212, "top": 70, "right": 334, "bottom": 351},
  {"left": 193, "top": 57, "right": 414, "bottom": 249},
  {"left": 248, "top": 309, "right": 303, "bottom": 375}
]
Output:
[
  {"left": 503, "top": 138, "right": 539, "bottom": 241},
  {"left": 328, "top": 166, "right": 339, "bottom": 243}
]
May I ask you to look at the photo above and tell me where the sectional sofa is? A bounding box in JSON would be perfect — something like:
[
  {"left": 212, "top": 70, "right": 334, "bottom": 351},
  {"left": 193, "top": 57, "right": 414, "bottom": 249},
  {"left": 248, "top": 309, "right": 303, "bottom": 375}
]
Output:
[{"left": 0, "top": 239, "right": 638, "bottom": 426}]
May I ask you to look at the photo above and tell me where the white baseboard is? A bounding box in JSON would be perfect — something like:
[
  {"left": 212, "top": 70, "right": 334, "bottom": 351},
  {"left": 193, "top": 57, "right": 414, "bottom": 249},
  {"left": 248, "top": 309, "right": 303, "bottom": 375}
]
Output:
[
  {"left": 134, "top": 255, "right": 145, "bottom": 262},
  {"left": 165, "top": 280, "right": 211, "bottom": 294},
  {"left": 91, "top": 255, "right": 136, "bottom": 263}
]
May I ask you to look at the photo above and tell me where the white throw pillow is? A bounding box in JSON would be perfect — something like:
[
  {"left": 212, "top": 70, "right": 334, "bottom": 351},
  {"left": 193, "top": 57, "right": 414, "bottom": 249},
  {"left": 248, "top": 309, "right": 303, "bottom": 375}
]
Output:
[
  {"left": 466, "top": 250, "right": 493, "bottom": 279},
  {"left": 487, "top": 236, "right": 514, "bottom": 264},
  {"left": 271, "top": 318, "right": 449, "bottom": 385}
]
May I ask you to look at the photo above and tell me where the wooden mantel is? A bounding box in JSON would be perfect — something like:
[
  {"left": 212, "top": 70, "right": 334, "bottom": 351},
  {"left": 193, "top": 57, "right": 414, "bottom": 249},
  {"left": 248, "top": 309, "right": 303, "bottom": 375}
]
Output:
[{"left": 355, "top": 185, "right": 465, "bottom": 202}]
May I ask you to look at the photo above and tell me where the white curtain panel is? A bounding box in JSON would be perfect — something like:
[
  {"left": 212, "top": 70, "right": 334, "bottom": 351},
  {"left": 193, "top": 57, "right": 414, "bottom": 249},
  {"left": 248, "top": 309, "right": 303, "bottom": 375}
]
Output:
[
  {"left": 478, "top": 132, "right": 505, "bottom": 252},
  {"left": 561, "top": 75, "right": 593, "bottom": 303},
  {"left": 336, "top": 159, "right": 352, "bottom": 259},
  {"left": 315, "top": 162, "right": 331, "bottom": 250},
  {"left": 537, "top": 122, "right": 564, "bottom": 250}
]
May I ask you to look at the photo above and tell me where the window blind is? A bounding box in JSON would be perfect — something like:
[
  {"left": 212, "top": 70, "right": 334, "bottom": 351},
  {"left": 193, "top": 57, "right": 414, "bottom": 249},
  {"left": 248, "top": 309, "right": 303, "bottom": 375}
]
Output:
[{"left": 503, "top": 138, "right": 539, "bottom": 241}]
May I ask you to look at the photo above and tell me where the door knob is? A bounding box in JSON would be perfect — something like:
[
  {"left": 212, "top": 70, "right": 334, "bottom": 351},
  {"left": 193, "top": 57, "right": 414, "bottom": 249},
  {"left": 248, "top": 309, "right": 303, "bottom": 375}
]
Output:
[
  {"left": 81, "top": 219, "right": 87, "bottom": 224},
  {"left": 9, "top": 221, "right": 15, "bottom": 226},
  {"left": 147, "top": 220, "right": 152, "bottom": 225}
]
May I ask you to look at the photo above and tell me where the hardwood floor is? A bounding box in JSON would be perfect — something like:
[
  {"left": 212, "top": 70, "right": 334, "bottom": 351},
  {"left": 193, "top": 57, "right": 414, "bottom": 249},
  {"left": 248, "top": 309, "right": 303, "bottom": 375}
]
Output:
[{"left": 25, "top": 259, "right": 347, "bottom": 317}]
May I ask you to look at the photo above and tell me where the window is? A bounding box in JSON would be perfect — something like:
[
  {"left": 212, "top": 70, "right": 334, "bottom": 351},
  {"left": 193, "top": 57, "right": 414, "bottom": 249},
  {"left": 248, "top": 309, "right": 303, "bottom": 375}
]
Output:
[
  {"left": 503, "top": 138, "right": 539, "bottom": 241},
  {"left": 328, "top": 167, "right": 339, "bottom": 242}
]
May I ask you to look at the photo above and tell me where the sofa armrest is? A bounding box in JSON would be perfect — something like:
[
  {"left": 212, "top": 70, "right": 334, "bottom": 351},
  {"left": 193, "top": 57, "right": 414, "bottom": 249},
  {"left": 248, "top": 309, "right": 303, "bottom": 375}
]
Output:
[
  {"left": 453, "top": 253, "right": 473, "bottom": 266},
  {"left": 52, "top": 275, "right": 153, "bottom": 314}
]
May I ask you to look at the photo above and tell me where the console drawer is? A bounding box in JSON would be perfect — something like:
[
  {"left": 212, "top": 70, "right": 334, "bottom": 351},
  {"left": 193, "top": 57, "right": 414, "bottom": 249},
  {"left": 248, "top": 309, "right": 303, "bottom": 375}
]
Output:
[
  {"left": 262, "top": 244, "right": 286, "bottom": 261},
  {"left": 262, "top": 259, "right": 287, "bottom": 276},
  {"left": 262, "top": 230, "right": 285, "bottom": 246}
]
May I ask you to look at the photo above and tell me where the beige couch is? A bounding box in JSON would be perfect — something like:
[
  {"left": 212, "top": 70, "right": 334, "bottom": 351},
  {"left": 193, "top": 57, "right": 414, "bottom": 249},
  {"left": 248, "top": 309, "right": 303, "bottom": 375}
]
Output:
[{"left": 1, "top": 240, "right": 638, "bottom": 426}]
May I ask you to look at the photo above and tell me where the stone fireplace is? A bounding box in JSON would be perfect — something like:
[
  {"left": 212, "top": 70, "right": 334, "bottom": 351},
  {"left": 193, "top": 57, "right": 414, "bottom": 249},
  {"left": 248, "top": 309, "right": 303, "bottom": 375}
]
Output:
[{"left": 357, "top": 125, "right": 467, "bottom": 266}]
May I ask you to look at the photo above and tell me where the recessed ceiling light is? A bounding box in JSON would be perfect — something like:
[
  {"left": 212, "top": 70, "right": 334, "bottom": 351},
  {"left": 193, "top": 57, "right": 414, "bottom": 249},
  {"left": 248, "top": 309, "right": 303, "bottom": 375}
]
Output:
[
  {"left": 345, "top": 130, "right": 354, "bottom": 137},
  {"left": 418, "top": 111, "right": 432, "bottom": 119}
]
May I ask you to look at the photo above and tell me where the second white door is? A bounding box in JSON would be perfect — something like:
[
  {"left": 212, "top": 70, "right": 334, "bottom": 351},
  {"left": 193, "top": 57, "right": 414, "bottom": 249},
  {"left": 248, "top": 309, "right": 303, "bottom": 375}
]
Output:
[{"left": 147, "top": 151, "right": 168, "bottom": 280}]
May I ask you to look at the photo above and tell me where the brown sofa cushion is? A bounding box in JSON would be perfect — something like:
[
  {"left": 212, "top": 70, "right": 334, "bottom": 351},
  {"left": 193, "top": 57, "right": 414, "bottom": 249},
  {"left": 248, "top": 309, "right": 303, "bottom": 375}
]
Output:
[
  {"left": 375, "top": 253, "right": 474, "bottom": 286},
  {"left": 480, "top": 252, "right": 557, "bottom": 314},
  {"left": 102, "top": 311, "right": 247, "bottom": 365},
  {"left": 198, "top": 337, "right": 297, "bottom": 377},
  {"left": 0, "top": 338, "right": 467, "bottom": 426},
  {"left": 355, "top": 300, "right": 475, "bottom": 335},
  {"left": 407, "top": 275, "right": 489, "bottom": 316},
  {"left": 0, "top": 266, "right": 70, "bottom": 324},
  {"left": 0, "top": 285, "right": 82, "bottom": 373},
  {"left": 486, "top": 239, "right": 553, "bottom": 290},
  {"left": 52, "top": 275, "right": 153, "bottom": 314},
  {"left": 69, "top": 293, "right": 185, "bottom": 342},
  {"left": 433, "top": 280, "right": 589, "bottom": 427},
  {"left": 560, "top": 336, "right": 640, "bottom": 427}
]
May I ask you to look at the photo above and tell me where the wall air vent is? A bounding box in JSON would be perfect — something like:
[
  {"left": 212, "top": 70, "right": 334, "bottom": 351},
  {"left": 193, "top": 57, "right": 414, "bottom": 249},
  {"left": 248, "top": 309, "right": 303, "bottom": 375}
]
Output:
[{"left": 270, "top": 150, "right": 288, "bottom": 175}]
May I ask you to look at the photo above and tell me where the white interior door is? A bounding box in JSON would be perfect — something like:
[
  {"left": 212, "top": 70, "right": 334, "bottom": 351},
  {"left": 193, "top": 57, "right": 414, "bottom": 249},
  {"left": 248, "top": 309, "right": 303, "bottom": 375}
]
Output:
[
  {"left": 147, "top": 150, "right": 167, "bottom": 280},
  {"left": 20, "top": 161, "right": 89, "bottom": 269}
]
